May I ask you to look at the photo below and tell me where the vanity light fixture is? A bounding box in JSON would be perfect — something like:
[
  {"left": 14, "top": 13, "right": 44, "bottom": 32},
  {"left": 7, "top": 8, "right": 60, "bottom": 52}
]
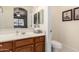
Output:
[{"left": 16, "top": 12, "right": 21, "bottom": 17}]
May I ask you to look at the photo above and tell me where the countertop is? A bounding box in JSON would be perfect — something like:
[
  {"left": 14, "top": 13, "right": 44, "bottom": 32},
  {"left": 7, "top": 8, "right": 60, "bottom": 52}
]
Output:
[{"left": 0, "top": 32, "right": 45, "bottom": 42}]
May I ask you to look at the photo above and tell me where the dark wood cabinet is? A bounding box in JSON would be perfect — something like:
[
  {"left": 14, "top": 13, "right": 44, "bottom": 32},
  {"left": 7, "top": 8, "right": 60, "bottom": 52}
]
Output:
[
  {"left": 13, "top": 38, "right": 34, "bottom": 52},
  {"left": 0, "top": 41, "right": 13, "bottom": 52},
  {"left": 0, "top": 36, "right": 45, "bottom": 52},
  {"left": 15, "top": 45, "right": 34, "bottom": 52},
  {"left": 34, "top": 36, "right": 45, "bottom": 52},
  {"left": 35, "top": 42, "right": 45, "bottom": 52}
]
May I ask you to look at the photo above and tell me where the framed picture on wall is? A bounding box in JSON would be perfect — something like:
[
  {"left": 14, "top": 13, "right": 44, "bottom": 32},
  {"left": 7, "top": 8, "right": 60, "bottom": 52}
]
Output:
[
  {"left": 62, "top": 9, "right": 72, "bottom": 21},
  {"left": 74, "top": 7, "right": 79, "bottom": 20}
]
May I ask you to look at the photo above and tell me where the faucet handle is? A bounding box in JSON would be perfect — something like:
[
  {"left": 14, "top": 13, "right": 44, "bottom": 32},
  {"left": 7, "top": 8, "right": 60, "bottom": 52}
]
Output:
[{"left": 21, "top": 32, "right": 26, "bottom": 35}]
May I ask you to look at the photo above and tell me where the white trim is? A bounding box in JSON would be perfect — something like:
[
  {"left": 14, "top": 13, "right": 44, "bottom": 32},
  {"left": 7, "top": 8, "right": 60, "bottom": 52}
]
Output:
[{"left": 61, "top": 44, "right": 79, "bottom": 52}]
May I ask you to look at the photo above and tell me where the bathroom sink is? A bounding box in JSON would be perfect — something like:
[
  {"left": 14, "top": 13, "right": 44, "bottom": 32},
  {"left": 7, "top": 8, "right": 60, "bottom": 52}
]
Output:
[
  {"left": 0, "top": 33, "right": 15, "bottom": 37},
  {"left": 33, "top": 28, "right": 43, "bottom": 34},
  {"left": 19, "top": 32, "right": 35, "bottom": 35},
  {"left": 0, "top": 33, "right": 16, "bottom": 42},
  {"left": 0, "top": 31, "right": 45, "bottom": 42}
]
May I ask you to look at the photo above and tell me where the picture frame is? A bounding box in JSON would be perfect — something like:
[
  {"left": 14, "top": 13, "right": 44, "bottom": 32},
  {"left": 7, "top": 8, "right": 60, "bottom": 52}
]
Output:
[
  {"left": 62, "top": 9, "right": 72, "bottom": 21},
  {"left": 74, "top": 7, "right": 79, "bottom": 20}
]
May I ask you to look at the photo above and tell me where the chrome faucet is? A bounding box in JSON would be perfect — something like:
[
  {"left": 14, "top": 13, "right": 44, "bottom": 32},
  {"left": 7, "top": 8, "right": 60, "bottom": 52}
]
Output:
[
  {"left": 16, "top": 30, "right": 19, "bottom": 34},
  {"left": 21, "top": 32, "right": 26, "bottom": 35}
]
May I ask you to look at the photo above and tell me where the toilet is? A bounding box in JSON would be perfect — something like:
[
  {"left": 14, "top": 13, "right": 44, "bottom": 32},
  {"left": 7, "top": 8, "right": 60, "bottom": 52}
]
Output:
[{"left": 51, "top": 40, "right": 62, "bottom": 52}]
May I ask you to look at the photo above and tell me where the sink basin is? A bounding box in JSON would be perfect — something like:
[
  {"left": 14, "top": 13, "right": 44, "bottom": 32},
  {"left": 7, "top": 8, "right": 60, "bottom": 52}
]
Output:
[
  {"left": 0, "top": 33, "right": 16, "bottom": 42},
  {"left": 0, "top": 33, "right": 15, "bottom": 37},
  {"left": 0, "top": 31, "right": 45, "bottom": 42}
]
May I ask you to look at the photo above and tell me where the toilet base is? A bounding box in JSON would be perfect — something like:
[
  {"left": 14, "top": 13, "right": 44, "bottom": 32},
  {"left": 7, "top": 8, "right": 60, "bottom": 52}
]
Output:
[
  {"left": 51, "top": 40, "right": 62, "bottom": 52},
  {"left": 51, "top": 46, "right": 54, "bottom": 52}
]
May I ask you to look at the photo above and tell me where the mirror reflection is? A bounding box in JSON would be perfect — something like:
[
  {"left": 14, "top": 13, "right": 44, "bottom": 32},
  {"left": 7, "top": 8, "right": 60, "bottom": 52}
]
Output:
[
  {"left": 0, "top": 6, "right": 44, "bottom": 29},
  {"left": 34, "top": 13, "right": 37, "bottom": 24},
  {"left": 34, "top": 10, "right": 44, "bottom": 28},
  {"left": 14, "top": 7, "right": 27, "bottom": 28}
]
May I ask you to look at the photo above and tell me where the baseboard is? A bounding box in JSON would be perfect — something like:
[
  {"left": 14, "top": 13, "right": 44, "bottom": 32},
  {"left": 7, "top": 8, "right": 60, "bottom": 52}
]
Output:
[{"left": 61, "top": 44, "right": 79, "bottom": 52}]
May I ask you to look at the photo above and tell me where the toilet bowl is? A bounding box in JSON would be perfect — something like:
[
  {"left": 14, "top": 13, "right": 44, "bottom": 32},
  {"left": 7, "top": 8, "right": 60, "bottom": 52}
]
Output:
[{"left": 51, "top": 40, "right": 62, "bottom": 52}]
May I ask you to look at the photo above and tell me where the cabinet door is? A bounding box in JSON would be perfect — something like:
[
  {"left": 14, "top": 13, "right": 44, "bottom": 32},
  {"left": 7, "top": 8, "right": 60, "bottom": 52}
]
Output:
[
  {"left": 15, "top": 45, "right": 34, "bottom": 52},
  {"left": 35, "top": 42, "right": 45, "bottom": 52},
  {"left": 0, "top": 41, "right": 13, "bottom": 52}
]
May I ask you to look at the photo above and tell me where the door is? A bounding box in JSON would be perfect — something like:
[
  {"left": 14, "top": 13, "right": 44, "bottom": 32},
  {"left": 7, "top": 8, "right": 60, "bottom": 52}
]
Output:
[{"left": 35, "top": 42, "right": 45, "bottom": 52}]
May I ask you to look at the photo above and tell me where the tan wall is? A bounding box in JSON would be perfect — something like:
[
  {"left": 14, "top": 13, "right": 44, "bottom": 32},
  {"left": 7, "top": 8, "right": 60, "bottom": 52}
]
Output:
[
  {"left": 0, "top": 6, "right": 13, "bottom": 28},
  {"left": 50, "top": 6, "right": 79, "bottom": 51}
]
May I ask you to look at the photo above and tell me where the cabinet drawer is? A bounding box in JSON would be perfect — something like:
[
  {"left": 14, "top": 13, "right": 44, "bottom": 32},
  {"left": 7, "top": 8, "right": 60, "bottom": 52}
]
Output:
[
  {"left": 35, "top": 36, "right": 45, "bottom": 43},
  {"left": 15, "top": 45, "right": 34, "bottom": 52},
  {"left": 15, "top": 38, "right": 34, "bottom": 47},
  {"left": 0, "top": 42, "right": 13, "bottom": 50}
]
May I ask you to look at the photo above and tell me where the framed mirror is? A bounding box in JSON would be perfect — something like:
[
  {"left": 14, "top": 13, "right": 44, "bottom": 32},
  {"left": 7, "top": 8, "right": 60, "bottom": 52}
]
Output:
[
  {"left": 34, "top": 13, "right": 37, "bottom": 24},
  {"left": 14, "top": 7, "right": 27, "bottom": 28},
  {"left": 34, "top": 9, "right": 44, "bottom": 26},
  {"left": 38, "top": 12, "right": 40, "bottom": 24}
]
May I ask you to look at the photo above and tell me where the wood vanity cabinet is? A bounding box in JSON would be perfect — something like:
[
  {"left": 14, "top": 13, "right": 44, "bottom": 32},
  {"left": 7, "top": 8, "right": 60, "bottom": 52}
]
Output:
[
  {"left": 0, "top": 41, "right": 13, "bottom": 52},
  {"left": 34, "top": 36, "right": 45, "bottom": 52},
  {"left": 0, "top": 36, "right": 45, "bottom": 52},
  {"left": 13, "top": 38, "right": 34, "bottom": 52},
  {"left": 15, "top": 45, "right": 34, "bottom": 52}
]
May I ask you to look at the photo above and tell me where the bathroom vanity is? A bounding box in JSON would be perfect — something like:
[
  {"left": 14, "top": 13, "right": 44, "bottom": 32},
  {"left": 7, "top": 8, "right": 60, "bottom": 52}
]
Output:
[
  {"left": 0, "top": 6, "right": 45, "bottom": 52},
  {"left": 0, "top": 35, "right": 45, "bottom": 52}
]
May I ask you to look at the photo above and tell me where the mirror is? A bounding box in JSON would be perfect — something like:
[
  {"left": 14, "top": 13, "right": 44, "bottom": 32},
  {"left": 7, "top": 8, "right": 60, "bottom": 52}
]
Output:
[
  {"left": 34, "top": 13, "right": 37, "bottom": 24},
  {"left": 0, "top": 6, "right": 44, "bottom": 29},
  {"left": 34, "top": 10, "right": 44, "bottom": 27},
  {"left": 38, "top": 12, "right": 40, "bottom": 24},
  {"left": 14, "top": 7, "right": 27, "bottom": 28},
  {"left": 0, "top": 6, "right": 32, "bottom": 29}
]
